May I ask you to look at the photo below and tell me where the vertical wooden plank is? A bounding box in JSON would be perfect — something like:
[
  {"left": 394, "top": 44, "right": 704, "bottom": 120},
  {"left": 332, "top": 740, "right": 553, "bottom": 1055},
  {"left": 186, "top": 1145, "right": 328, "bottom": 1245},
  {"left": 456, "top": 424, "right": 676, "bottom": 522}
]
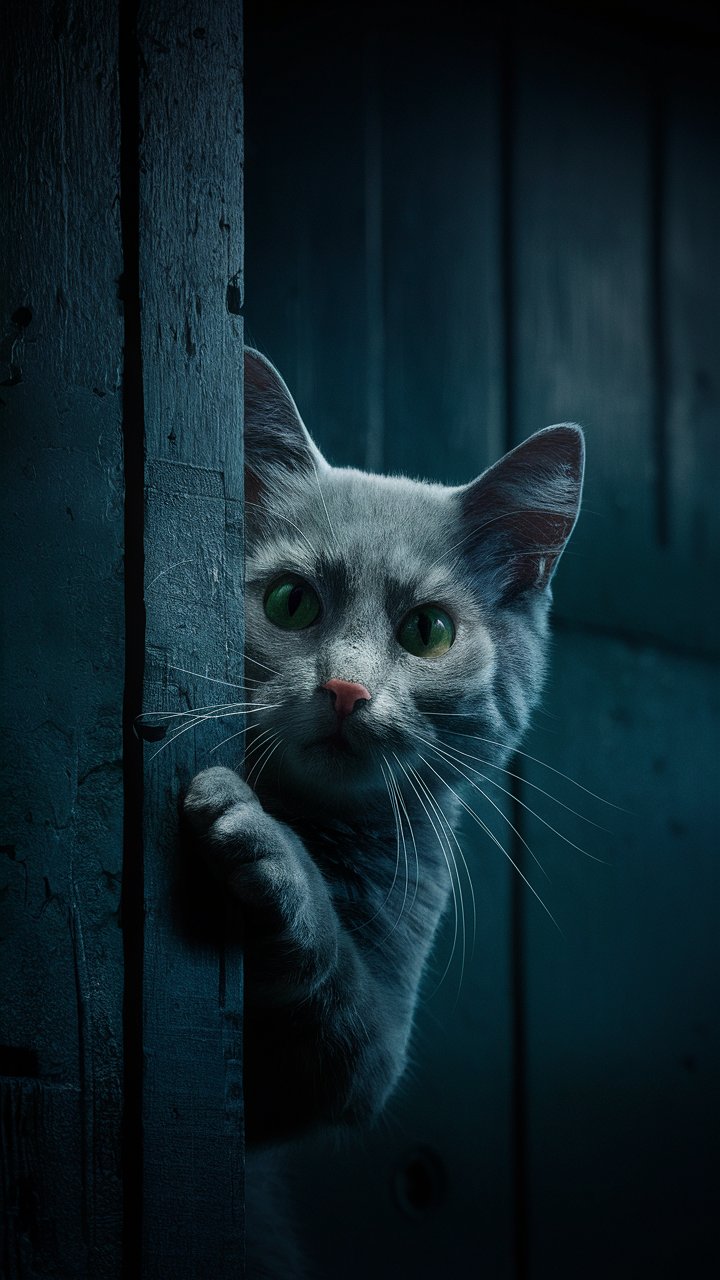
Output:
[
  {"left": 380, "top": 26, "right": 506, "bottom": 483},
  {"left": 665, "top": 73, "right": 720, "bottom": 617},
  {"left": 521, "top": 633, "right": 720, "bottom": 1277},
  {"left": 244, "top": 8, "right": 370, "bottom": 467},
  {"left": 513, "top": 31, "right": 720, "bottom": 1277},
  {"left": 0, "top": 1, "right": 125, "bottom": 1274},
  {"left": 136, "top": 2, "right": 245, "bottom": 1273},
  {"left": 244, "top": 8, "right": 515, "bottom": 1274},
  {"left": 512, "top": 43, "right": 715, "bottom": 656},
  {"left": 512, "top": 49, "right": 658, "bottom": 639}
]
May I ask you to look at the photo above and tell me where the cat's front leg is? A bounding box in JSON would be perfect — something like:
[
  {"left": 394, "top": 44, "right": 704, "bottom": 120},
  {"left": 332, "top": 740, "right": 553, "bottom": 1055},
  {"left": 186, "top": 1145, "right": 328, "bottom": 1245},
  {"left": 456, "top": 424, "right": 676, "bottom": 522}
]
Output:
[
  {"left": 183, "top": 765, "right": 340, "bottom": 1005},
  {"left": 183, "top": 766, "right": 406, "bottom": 1141}
]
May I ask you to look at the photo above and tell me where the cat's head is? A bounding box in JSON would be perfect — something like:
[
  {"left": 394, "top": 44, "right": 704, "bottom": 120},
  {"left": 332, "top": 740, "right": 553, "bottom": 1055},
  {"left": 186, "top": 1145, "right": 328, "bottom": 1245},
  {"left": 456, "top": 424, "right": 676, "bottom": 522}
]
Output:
[{"left": 243, "top": 349, "right": 584, "bottom": 814}]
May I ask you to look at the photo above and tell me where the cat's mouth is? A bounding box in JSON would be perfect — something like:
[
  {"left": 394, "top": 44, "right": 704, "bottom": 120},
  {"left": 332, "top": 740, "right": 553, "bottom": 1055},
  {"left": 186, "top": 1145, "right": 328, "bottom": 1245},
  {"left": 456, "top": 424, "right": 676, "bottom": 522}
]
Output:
[{"left": 313, "top": 730, "right": 357, "bottom": 758}]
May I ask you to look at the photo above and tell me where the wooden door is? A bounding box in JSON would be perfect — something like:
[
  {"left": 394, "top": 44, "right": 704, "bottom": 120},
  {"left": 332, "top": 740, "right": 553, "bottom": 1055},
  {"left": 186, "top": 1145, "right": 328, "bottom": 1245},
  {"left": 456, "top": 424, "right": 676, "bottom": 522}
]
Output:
[{"left": 1, "top": 3, "right": 246, "bottom": 1275}]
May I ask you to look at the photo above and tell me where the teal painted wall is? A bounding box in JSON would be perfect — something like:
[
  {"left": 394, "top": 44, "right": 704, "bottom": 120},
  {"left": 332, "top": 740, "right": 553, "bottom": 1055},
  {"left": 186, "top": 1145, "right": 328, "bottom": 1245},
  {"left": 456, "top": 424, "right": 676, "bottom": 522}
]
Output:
[{"left": 244, "top": 4, "right": 719, "bottom": 1276}]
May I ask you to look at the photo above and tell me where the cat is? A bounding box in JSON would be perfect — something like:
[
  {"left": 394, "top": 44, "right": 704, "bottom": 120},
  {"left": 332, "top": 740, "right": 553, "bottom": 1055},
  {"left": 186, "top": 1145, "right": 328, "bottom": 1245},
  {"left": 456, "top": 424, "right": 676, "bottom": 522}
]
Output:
[{"left": 182, "top": 348, "right": 585, "bottom": 1276}]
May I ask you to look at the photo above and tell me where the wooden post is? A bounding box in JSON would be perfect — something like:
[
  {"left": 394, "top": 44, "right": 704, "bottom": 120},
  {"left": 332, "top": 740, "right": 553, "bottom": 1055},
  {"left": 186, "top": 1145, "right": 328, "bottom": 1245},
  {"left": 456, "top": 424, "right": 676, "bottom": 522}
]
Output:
[
  {"left": 1, "top": 1, "right": 245, "bottom": 1274},
  {"left": 0, "top": 2, "right": 125, "bottom": 1274},
  {"left": 135, "top": 3, "right": 246, "bottom": 1274}
]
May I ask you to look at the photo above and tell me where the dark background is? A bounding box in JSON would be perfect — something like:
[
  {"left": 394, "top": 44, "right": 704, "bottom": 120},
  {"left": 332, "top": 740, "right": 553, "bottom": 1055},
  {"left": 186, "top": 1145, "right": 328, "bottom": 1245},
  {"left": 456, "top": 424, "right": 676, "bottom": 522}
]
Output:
[
  {"left": 244, "top": 2, "right": 719, "bottom": 1276},
  {"left": 1, "top": 1, "right": 718, "bottom": 1276}
]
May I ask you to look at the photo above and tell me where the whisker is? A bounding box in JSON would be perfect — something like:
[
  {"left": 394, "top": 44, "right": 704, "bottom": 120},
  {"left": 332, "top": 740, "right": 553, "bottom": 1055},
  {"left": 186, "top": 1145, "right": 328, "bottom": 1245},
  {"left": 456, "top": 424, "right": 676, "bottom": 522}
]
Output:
[
  {"left": 167, "top": 663, "right": 259, "bottom": 692},
  {"left": 405, "top": 761, "right": 467, "bottom": 1000},
  {"left": 273, "top": 741, "right": 291, "bottom": 782},
  {"left": 243, "top": 726, "right": 282, "bottom": 766},
  {"left": 418, "top": 742, "right": 550, "bottom": 881},
  {"left": 246, "top": 501, "right": 322, "bottom": 562},
  {"left": 411, "top": 759, "right": 478, "bottom": 957},
  {"left": 311, "top": 459, "right": 341, "bottom": 550},
  {"left": 241, "top": 672, "right": 276, "bottom": 688},
  {"left": 138, "top": 698, "right": 278, "bottom": 722},
  {"left": 244, "top": 732, "right": 282, "bottom": 789},
  {"left": 244, "top": 655, "right": 282, "bottom": 678},
  {"left": 385, "top": 760, "right": 420, "bottom": 917},
  {"left": 378, "top": 758, "right": 410, "bottom": 944},
  {"left": 417, "top": 752, "right": 561, "bottom": 934},
  {"left": 393, "top": 756, "right": 462, "bottom": 997},
  {"left": 421, "top": 719, "right": 625, "bottom": 811},
  {"left": 139, "top": 701, "right": 237, "bottom": 720},
  {"left": 432, "top": 734, "right": 608, "bottom": 831},
  {"left": 147, "top": 708, "right": 224, "bottom": 760},
  {"left": 147, "top": 703, "right": 282, "bottom": 761},
  {"left": 205, "top": 725, "right": 247, "bottom": 757},
  {"left": 347, "top": 758, "right": 403, "bottom": 936},
  {"left": 248, "top": 734, "right": 284, "bottom": 791},
  {"left": 425, "top": 737, "right": 607, "bottom": 864}
]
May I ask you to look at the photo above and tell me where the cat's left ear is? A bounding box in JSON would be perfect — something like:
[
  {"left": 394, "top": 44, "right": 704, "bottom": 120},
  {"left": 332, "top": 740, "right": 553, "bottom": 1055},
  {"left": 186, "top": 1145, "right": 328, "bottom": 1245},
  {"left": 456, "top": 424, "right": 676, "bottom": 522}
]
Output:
[
  {"left": 457, "top": 424, "right": 585, "bottom": 600},
  {"left": 244, "top": 348, "right": 326, "bottom": 505}
]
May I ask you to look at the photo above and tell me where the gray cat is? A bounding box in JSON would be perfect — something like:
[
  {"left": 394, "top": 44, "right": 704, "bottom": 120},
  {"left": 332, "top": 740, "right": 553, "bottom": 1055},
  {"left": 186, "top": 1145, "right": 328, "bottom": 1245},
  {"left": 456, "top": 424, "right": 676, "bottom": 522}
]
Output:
[{"left": 183, "top": 348, "right": 584, "bottom": 1275}]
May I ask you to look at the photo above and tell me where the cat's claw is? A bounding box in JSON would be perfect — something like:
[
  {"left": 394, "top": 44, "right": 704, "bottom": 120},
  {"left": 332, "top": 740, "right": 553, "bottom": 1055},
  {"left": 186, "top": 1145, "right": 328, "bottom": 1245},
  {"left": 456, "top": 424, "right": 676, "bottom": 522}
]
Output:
[{"left": 183, "top": 765, "right": 255, "bottom": 837}]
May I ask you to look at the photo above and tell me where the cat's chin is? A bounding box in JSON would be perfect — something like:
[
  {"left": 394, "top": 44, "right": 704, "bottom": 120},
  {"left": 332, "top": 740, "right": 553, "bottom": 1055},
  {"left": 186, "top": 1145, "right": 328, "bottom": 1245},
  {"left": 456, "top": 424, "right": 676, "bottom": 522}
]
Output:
[
  {"left": 310, "top": 730, "right": 366, "bottom": 761},
  {"left": 303, "top": 737, "right": 375, "bottom": 777},
  {"left": 260, "top": 738, "right": 387, "bottom": 813}
]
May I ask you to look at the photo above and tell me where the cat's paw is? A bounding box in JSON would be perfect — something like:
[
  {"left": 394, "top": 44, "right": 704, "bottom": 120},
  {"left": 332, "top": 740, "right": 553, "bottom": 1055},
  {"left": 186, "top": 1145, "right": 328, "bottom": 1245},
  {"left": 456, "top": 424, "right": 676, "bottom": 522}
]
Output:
[
  {"left": 183, "top": 766, "right": 256, "bottom": 838},
  {"left": 183, "top": 766, "right": 272, "bottom": 896}
]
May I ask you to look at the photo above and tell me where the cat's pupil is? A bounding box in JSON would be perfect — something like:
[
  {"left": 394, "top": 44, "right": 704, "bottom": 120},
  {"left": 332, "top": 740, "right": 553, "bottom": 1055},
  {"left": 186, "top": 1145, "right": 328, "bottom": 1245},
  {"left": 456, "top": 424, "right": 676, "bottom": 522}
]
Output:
[
  {"left": 288, "top": 584, "right": 304, "bottom": 617},
  {"left": 417, "top": 611, "right": 432, "bottom": 646}
]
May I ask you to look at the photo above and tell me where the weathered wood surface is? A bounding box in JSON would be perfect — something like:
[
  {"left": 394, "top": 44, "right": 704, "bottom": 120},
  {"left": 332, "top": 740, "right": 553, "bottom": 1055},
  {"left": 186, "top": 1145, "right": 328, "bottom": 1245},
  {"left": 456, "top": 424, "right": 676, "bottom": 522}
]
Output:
[
  {"left": 136, "top": 1, "right": 245, "bottom": 1274},
  {"left": 379, "top": 28, "right": 506, "bottom": 485},
  {"left": 244, "top": 12, "right": 371, "bottom": 470},
  {"left": 513, "top": 42, "right": 719, "bottom": 657},
  {"left": 523, "top": 633, "right": 720, "bottom": 1277},
  {"left": 513, "top": 50, "right": 659, "bottom": 643},
  {"left": 0, "top": 1, "right": 125, "bottom": 1275},
  {"left": 514, "top": 44, "right": 720, "bottom": 1278}
]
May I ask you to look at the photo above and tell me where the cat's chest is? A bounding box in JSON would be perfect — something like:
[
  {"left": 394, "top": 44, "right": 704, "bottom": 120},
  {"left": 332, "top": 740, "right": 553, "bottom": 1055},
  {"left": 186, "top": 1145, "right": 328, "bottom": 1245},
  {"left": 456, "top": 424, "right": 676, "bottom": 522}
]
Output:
[{"left": 264, "top": 801, "right": 396, "bottom": 896}]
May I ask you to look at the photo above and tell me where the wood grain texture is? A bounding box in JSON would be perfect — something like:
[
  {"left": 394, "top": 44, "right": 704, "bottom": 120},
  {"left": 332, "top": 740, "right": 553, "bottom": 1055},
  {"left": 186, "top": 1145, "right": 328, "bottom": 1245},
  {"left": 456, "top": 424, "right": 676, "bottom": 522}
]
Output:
[
  {"left": 0, "top": 2, "right": 124, "bottom": 1274},
  {"left": 0, "top": 1081, "right": 84, "bottom": 1278},
  {"left": 379, "top": 28, "right": 506, "bottom": 484},
  {"left": 244, "top": 11, "right": 371, "bottom": 470},
  {"left": 512, "top": 51, "right": 656, "bottom": 639},
  {"left": 136, "top": 1, "right": 245, "bottom": 1273},
  {"left": 522, "top": 631, "right": 720, "bottom": 1277},
  {"left": 512, "top": 43, "right": 718, "bottom": 657}
]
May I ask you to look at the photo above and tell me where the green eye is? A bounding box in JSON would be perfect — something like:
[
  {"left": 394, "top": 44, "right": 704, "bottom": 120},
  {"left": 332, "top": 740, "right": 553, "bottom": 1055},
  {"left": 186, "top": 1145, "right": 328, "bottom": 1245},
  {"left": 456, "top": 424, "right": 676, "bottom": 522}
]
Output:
[
  {"left": 264, "top": 575, "right": 321, "bottom": 630},
  {"left": 398, "top": 605, "right": 455, "bottom": 659}
]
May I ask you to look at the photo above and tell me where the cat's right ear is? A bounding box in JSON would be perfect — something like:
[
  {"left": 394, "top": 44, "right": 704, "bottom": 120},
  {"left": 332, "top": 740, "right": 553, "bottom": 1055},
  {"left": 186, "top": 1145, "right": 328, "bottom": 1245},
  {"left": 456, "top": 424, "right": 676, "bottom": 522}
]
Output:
[
  {"left": 456, "top": 424, "right": 585, "bottom": 602},
  {"left": 244, "top": 348, "right": 326, "bottom": 505}
]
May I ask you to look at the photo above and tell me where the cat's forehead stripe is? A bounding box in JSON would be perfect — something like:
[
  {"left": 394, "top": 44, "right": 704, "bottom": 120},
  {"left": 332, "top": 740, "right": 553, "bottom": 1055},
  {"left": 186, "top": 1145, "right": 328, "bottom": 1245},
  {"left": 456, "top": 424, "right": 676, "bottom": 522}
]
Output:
[
  {"left": 248, "top": 537, "right": 457, "bottom": 601},
  {"left": 248, "top": 537, "right": 318, "bottom": 581}
]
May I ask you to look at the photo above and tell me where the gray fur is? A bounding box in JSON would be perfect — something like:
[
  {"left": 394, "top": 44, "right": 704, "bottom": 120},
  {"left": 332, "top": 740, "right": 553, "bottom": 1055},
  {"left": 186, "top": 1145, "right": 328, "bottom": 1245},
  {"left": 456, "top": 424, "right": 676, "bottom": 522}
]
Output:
[{"left": 183, "top": 348, "right": 584, "bottom": 1276}]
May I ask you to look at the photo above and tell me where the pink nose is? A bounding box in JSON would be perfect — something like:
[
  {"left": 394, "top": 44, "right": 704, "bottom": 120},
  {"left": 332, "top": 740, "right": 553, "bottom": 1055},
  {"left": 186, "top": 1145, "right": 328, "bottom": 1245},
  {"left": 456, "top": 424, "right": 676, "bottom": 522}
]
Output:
[{"left": 322, "top": 678, "right": 372, "bottom": 719}]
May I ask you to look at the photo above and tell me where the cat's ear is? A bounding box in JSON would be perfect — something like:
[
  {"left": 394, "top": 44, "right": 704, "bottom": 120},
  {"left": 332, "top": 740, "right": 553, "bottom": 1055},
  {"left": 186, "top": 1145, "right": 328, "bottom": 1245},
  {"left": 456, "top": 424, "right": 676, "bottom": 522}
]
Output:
[
  {"left": 244, "top": 348, "right": 326, "bottom": 505},
  {"left": 457, "top": 425, "right": 585, "bottom": 600}
]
